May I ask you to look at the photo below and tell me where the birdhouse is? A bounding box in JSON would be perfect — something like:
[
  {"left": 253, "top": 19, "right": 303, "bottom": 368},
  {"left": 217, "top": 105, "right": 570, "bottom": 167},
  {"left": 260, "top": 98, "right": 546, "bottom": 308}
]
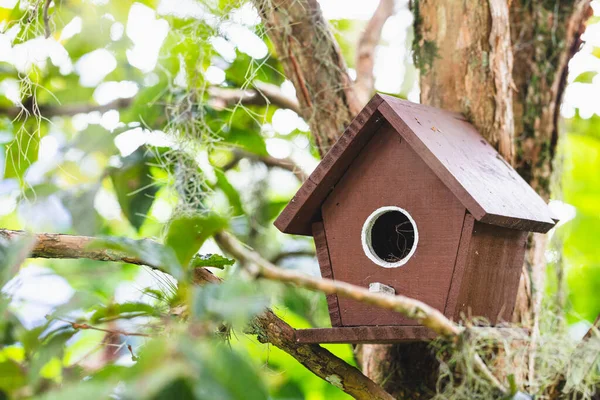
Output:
[{"left": 275, "top": 94, "right": 557, "bottom": 344}]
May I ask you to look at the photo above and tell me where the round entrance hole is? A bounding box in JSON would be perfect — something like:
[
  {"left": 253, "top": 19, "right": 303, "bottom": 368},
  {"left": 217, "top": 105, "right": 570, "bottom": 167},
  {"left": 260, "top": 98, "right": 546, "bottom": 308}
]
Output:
[{"left": 361, "top": 206, "right": 418, "bottom": 268}]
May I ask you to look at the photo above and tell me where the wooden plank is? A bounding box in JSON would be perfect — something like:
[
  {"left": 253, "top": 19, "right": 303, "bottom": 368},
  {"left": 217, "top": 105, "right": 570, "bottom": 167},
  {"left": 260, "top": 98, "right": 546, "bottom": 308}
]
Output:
[
  {"left": 274, "top": 95, "right": 385, "bottom": 236},
  {"left": 295, "top": 326, "right": 436, "bottom": 344},
  {"left": 322, "top": 122, "right": 466, "bottom": 326},
  {"left": 452, "top": 221, "right": 528, "bottom": 323},
  {"left": 312, "top": 221, "right": 342, "bottom": 327},
  {"left": 444, "top": 212, "right": 475, "bottom": 318},
  {"left": 378, "top": 95, "right": 555, "bottom": 233},
  {"left": 275, "top": 94, "right": 555, "bottom": 236}
]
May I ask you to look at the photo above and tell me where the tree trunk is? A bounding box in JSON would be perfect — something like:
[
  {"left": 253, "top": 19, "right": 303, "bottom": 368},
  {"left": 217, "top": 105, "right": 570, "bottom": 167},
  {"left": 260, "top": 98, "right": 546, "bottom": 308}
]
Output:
[
  {"left": 255, "top": 0, "right": 591, "bottom": 397},
  {"left": 253, "top": 0, "right": 362, "bottom": 157},
  {"left": 358, "top": 1, "right": 591, "bottom": 398}
]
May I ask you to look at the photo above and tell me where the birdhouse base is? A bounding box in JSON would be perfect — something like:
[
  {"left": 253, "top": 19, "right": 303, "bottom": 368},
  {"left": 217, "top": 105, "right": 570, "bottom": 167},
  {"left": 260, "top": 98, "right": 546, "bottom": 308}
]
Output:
[{"left": 295, "top": 326, "right": 437, "bottom": 344}]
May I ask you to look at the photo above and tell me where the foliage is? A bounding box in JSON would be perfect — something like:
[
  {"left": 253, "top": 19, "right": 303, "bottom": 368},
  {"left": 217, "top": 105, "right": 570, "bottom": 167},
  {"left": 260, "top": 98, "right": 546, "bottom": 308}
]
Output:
[
  {"left": 0, "top": 0, "right": 598, "bottom": 399},
  {"left": 0, "top": 0, "right": 343, "bottom": 398}
]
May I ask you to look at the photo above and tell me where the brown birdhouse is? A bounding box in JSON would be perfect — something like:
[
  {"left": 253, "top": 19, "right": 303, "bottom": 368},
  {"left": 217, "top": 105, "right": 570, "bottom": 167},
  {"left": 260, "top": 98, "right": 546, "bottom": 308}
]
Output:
[{"left": 274, "top": 94, "right": 557, "bottom": 344}]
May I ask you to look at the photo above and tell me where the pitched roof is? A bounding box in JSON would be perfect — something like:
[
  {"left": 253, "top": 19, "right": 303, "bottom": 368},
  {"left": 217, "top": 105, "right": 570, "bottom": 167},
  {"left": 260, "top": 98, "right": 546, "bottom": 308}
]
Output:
[{"left": 275, "top": 94, "right": 557, "bottom": 236}]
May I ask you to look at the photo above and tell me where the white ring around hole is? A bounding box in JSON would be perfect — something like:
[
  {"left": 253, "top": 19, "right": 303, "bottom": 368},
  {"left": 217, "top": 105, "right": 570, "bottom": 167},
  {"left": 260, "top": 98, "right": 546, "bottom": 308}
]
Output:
[{"left": 360, "top": 206, "right": 419, "bottom": 268}]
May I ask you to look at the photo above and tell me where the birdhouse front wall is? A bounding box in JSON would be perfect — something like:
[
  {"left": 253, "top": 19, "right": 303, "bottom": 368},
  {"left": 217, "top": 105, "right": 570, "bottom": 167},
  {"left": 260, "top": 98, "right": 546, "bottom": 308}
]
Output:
[{"left": 321, "top": 122, "right": 467, "bottom": 327}]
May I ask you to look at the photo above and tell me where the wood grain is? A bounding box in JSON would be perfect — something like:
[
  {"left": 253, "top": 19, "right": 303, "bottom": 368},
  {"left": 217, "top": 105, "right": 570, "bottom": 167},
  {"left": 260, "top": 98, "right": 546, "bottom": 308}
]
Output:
[
  {"left": 295, "top": 326, "right": 436, "bottom": 344},
  {"left": 312, "top": 221, "right": 342, "bottom": 327},
  {"left": 274, "top": 95, "right": 385, "bottom": 235},
  {"left": 378, "top": 95, "right": 555, "bottom": 233},
  {"left": 322, "top": 122, "right": 466, "bottom": 326},
  {"left": 452, "top": 221, "right": 528, "bottom": 323},
  {"left": 274, "top": 94, "right": 555, "bottom": 237},
  {"left": 444, "top": 213, "right": 475, "bottom": 318}
]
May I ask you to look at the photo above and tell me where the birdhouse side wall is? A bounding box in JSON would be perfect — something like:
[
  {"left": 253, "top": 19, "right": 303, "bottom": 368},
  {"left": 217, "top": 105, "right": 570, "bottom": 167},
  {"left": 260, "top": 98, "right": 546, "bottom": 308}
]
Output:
[
  {"left": 450, "top": 221, "right": 528, "bottom": 323},
  {"left": 312, "top": 221, "right": 342, "bottom": 327},
  {"left": 321, "top": 122, "right": 467, "bottom": 326}
]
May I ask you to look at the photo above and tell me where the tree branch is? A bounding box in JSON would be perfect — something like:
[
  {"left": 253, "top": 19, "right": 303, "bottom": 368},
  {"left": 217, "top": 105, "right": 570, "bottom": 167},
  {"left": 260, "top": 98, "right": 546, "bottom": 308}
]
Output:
[
  {"left": 1, "top": 229, "right": 156, "bottom": 266},
  {"left": 1, "top": 228, "right": 392, "bottom": 399},
  {"left": 208, "top": 82, "right": 300, "bottom": 114},
  {"left": 0, "top": 229, "right": 220, "bottom": 285},
  {"left": 214, "top": 230, "right": 508, "bottom": 395},
  {"left": 0, "top": 83, "right": 297, "bottom": 120},
  {"left": 252, "top": 0, "right": 361, "bottom": 156},
  {"left": 354, "top": 0, "right": 395, "bottom": 106},
  {"left": 43, "top": 0, "right": 52, "bottom": 38},
  {"left": 271, "top": 249, "right": 315, "bottom": 264},
  {"left": 223, "top": 149, "right": 308, "bottom": 182},
  {"left": 0, "top": 98, "right": 134, "bottom": 119}
]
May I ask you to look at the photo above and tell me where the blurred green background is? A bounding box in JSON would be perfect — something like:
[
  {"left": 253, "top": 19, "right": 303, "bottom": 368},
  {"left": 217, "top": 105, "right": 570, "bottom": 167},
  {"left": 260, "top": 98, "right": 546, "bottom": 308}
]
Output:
[{"left": 0, "top": 0, "right": 598, "bottom": 398}]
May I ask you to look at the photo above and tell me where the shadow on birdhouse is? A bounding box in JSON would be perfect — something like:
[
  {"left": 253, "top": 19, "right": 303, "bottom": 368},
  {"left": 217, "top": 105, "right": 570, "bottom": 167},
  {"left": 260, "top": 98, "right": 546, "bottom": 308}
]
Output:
[{"left": 274, "top": 94, "right": 557, "bottom": 344}]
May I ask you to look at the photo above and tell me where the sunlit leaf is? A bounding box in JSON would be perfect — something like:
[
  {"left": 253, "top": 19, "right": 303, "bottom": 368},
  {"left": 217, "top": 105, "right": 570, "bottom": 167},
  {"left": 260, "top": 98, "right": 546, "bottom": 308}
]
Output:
[
  {"left": 573, "top": 71, "right": 597, "bottom": 84},
  {"left": 61, "top": 185, "right": 102, "bottom": 236},
  {"left": 189, "top": 253, "right": 234, "bottom": 269},
  {"left": 0, "top": 360, "right": 26, "bottom": 393},
  {"left": 90, "top": 302, "right": 160, "bottom": 324},
  {"left": 0, "top": 233, "right": 35, "bottom": 285},
  {"left": 110, "top": 149, "right": 160, "bottom": 231},
  {"left": 90, "top": 237, "right": 183, "bottom": 280},
  {"left": 165, "top": 213, "right": 227, "bottom": 267},
  {"left": 192, "top": 279, "right": 269, "bottom": 328},
  {"left": 214, "top": 169, "right": 244, "bottom": 216}
]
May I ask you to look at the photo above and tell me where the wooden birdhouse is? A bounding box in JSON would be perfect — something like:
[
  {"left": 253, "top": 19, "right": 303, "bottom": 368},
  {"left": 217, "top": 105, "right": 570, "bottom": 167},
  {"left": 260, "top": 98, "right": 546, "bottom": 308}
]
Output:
[{"left": 274, "top": 94, "right": 557, "bottom": 344}]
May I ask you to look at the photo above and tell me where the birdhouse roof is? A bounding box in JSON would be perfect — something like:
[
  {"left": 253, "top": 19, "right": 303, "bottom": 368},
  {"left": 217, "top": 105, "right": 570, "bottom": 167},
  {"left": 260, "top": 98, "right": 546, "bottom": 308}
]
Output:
[{"left": 275, "top": 94, "right": 557, "bottom": 236}]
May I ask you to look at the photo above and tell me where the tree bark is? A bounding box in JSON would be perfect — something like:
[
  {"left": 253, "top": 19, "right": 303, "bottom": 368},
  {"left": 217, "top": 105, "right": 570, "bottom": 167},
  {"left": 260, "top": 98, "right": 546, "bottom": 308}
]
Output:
[
  {"left": 358, "top": 1, "right": 591, "bottom": 397},
  {"left": 255, "top": 0, "right": 591, "bottom": 397},
  {"left": 252, "top": 0, "right": 362, "bottom": 156}
]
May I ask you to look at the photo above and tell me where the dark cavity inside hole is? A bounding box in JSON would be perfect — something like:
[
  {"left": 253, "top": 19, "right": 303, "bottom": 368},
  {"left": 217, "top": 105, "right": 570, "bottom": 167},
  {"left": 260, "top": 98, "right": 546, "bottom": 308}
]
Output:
[{"left": 370, "top": 210, "right": 415, "bottom": 263}]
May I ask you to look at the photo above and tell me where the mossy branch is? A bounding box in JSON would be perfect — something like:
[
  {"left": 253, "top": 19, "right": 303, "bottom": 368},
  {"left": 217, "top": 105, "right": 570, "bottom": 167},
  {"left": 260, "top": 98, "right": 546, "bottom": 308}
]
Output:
[
  {"left": 0, "top": 228, "right": 393, "bottom": 400},
  {"left": 214, "top": 230, "right": 508, "bottom": 394},
  {"left": 354, "top": 0, "right": 396, "bottom": 106}
]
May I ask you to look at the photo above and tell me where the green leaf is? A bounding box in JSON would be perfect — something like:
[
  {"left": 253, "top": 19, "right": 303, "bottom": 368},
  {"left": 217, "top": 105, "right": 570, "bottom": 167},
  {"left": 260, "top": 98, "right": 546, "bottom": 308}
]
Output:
[
  {"left": 592, "top": 47, "right": 600, "bottom": 59},
  {"left": 110, "top": 149, "right": 160, "bottom": 231},
  {"left": 70, "top": 125, "right": 119, "bottom": 155},
  {"left": 165, "top": 213, "right": 227, "bottom": 267},
  {"left": 3, "top": 121, "right": 44, "bottom": 181},
  {"left": 222, "top": 127, "right": 267, "bottom": 156},
  {"left": 214, "top": 169, "right": 244, "bottom": 216},
  {"left": 32, "top": 382, "right": 115, "bottom": 400},
  {"left": 28, "top": 330, "right": 75, "bottom": 386},
  {"left": 90, "top": 302, "right": 160, "bottom": 324},
  {"left": 573, "top": 71, "right": 597, "bottom": 84},
  {"left": 0, "top": 360, "right": 26, "bottom": 393},
  {"left": 192, "top": 279, "right": 268, "bottom": 328},
  {"left": 194, "top": 340, "right": 269, "bottom": 400},
  {"left": 0, "top": 233, "right": 35, "bottom": 286},
  {"left": 61, "top": 185, "right": 102, "bottom": 236},
  {"left": 189, "top": 253, "right": 234, "bottom": 269},
  {"left": 90, "top": 237, "right": 183, "bottom": 280}
]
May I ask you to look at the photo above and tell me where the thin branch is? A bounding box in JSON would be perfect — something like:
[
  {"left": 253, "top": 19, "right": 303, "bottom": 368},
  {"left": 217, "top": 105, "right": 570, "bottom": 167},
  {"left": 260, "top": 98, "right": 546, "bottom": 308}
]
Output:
[
  {"left": 0, "top": 229, "right": 220, "bottom": 285},
  {"left": 0, "top": 98, "right": 133, "bottom": 119},
  {"left": 214, "top": 231, "right": 508, "bottom": 395},
  {"left": 216, "top": 232, "right": 459, "bottom": 336},
  {"left": 271, "top": 249, "right": 315, "bottom": 264},
  {"left": 0, "top": 83, "right": 298, "bottom": 120},
  {"left": 43, "top": 0, "right": 52, "bottom": 38},
  {"left": 223, "top": 149, "right": 308, "bottom": 182},
  {"left": 208, "top": 82, "right": 300, "bottom": 114},
  {"left": 584, "top": 314, "right": 600, "bottom": 340},
  {"left": 2, "top": 229, "right": 156, "bottom": 267},
  {"left": 354, "top": 0, "right": 395, "bottom": 106},
  {"left": 253, "top": 0, "right": 361, "bottom": 155},
  {"left": 1, "top": 228, "right": 392, "bottom": 399},
  {"left": 54, "top": 317, "right": 151, "bottom": 337}
]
